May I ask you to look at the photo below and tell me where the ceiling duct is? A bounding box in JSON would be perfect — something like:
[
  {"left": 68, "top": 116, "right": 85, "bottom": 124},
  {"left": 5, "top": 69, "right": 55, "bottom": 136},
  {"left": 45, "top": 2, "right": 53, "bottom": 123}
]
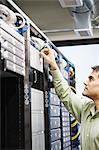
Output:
[
  {"left": 72, "top": 0, "right": 94, "bottom": 37},
  {"left": 59, "top": 0, "right": 99, "bottom": 37},
  {"left": 91, "top": 0, "right": 99, "bottom": 26},
  {"left": 74, "top": 11, "right": 93, "bottom": 36},
  {"left": 58, "top": 0, "right": 83, "bottom": 8},
  {"left": 93, "top": 0, "right": 99, "bottom": 18}
]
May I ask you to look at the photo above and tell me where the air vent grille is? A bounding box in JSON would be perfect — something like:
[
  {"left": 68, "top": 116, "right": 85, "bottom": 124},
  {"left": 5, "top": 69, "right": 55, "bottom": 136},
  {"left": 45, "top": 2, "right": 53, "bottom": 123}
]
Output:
[
  {"left": 74, "top": 29, "right": 93, "bottom": 37},
  {"left": 59, "top": 0, "right": 83, "bottom": 7}
]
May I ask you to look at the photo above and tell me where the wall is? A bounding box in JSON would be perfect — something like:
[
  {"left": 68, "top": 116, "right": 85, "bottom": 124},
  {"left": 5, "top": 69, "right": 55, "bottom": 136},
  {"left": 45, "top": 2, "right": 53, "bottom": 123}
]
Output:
[{"left": 58, "top": 44, "right": 99, "bottom": 96}]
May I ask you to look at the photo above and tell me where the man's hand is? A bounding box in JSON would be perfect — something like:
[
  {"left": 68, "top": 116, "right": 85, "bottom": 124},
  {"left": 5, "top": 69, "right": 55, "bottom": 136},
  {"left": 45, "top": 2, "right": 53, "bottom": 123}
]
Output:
[{"left": 40, "top": 48, "right": 58, "bottom": 70}]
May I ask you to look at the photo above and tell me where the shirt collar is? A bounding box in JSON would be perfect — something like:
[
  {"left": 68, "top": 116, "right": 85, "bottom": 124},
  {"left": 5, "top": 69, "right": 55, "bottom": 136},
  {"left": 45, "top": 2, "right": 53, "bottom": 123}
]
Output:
[
  {"left": 90, "top": 105, "right": 96, "bottom": 116},
  {"left": 90, "top": 104, "right": 99, "bottom": 117}
]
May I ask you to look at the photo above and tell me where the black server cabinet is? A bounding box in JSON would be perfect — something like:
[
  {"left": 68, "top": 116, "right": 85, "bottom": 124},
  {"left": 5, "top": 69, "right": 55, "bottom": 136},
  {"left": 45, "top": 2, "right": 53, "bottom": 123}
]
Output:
[
  {"left": 44, "top": 52, "right": 73, "bottom": 150},
  {"left": 0, "top": 43, "right": 25, "bottom": 150}
]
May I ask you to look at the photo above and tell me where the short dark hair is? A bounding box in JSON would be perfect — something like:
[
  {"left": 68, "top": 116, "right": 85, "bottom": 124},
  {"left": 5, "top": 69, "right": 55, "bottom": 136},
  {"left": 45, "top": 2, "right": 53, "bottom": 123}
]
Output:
[{"left": 91, "top": 65, "right": 99, "bottom": 72}]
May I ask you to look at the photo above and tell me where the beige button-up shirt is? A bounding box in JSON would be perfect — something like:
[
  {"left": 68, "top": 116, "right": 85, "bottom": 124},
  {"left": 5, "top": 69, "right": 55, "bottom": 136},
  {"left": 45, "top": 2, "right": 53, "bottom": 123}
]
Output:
[{"left": 51, "top": 69, "right": 99, "bottom": 150}]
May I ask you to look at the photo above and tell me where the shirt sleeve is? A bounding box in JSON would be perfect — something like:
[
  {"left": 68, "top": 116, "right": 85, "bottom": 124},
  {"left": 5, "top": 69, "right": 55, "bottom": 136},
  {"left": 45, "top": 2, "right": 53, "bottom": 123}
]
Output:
[{"left": 50, "top": 68, "right": 91, "bottom": 123}]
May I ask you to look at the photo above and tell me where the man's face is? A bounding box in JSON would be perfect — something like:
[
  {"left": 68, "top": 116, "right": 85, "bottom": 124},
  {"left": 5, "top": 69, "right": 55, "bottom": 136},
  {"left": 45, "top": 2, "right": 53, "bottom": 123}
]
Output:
[{"left": 82, "top": 71, "right": 99, "bottom": 100}]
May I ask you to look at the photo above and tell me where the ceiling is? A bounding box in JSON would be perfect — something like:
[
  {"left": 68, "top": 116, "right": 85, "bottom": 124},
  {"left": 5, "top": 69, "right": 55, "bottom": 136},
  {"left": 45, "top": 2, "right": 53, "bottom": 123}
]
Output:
[{"left": 13, "top": 0, "right": 99, "bottom": 41}]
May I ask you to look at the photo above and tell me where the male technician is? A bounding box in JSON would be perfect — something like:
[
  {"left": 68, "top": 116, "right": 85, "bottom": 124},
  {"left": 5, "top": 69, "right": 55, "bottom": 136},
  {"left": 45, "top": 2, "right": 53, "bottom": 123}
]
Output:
[{"left": 40, "top": 48, "right": 99, "bottom": 150}]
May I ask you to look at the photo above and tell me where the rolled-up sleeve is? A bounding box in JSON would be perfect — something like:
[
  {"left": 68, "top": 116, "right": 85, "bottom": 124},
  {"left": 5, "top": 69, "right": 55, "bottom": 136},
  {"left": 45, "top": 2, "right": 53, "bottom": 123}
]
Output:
[{"left": 51, "top": 68, "right": 90, "bottom": 123}]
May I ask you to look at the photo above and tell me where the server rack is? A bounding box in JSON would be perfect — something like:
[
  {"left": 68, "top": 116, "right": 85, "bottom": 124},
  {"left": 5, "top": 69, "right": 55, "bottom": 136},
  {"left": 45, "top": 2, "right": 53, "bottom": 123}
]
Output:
[
  {"left": 44, "top": 71, "right": 62, "bottom": 150},
  {"left": 0, "top": 33, "right": 24, "bottom": 149},
  {"left": 44, "top": 50, "right": 74, "bottom": 150},
  {"left": 0, "top": 1, "right": 26, "bottom": 149}
]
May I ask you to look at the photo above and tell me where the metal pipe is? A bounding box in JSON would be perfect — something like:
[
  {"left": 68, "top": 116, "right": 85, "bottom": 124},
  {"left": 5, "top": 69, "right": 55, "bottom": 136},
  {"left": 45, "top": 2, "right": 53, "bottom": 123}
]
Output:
[
  {"left": 42, "top": 26, "right": 99, "bottom": 34},
  {"left": 43, "top": 29, "right": 74, "bottom": 33}
]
